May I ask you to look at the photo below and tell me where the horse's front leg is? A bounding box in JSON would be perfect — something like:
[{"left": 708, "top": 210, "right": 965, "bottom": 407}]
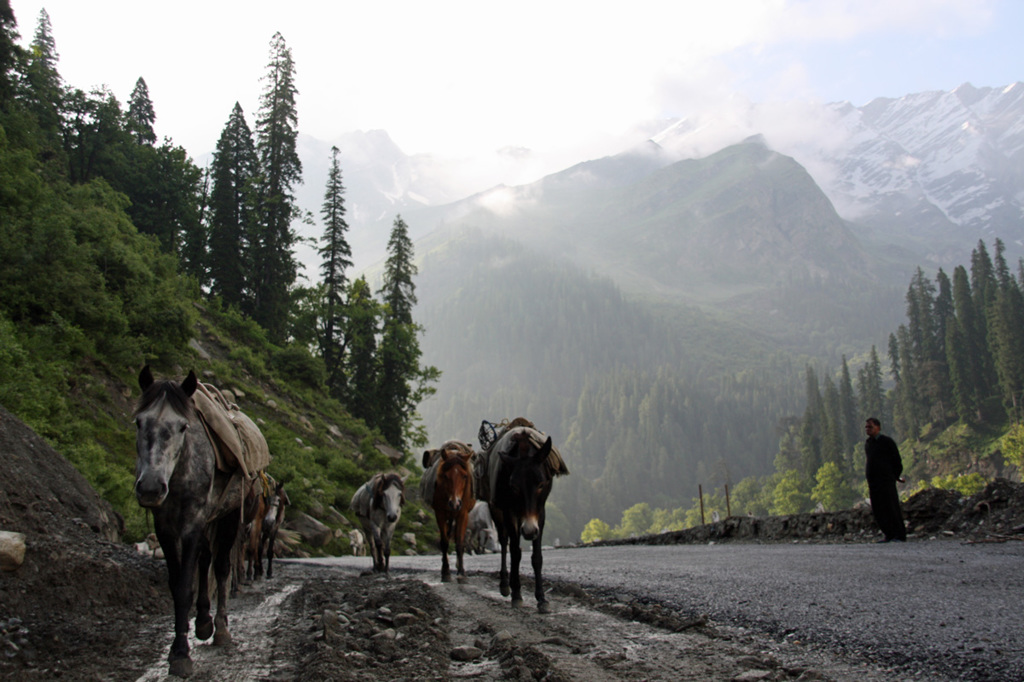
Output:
[
  {"left": 438, "top": 515, "right": 452, "bottom": 582},
  {"left": 382, "top": 523, "right": 395, "bottom": 574},
  {"left": 509, "top": 523, "right": 523, "bottom": 607},
  {"left": 161, "top": 529, "right": 198, "bottom": 677},
  {"left": 263, "top": 532, "right": 275, "bottom": 579},
  {"left": 194, "top": 539, "right": 214, "bottom": 641},
  {"left": 531, "top": 534, "right": 549, "bottom": 613},
  {"left": 454, "top": 513, "right": 470, "bottom": 582},
  {"left": 212, "top": 518, "right": 238, "bottom": 646},
  {"left": 370, "top": 528, "right": 383, "bottom": 572},
  {"left": 497, "top": 520, "right": 510, "bottom": 597}
]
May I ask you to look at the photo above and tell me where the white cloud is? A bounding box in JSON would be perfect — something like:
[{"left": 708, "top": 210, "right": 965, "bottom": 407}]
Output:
[{"left": 9, "top": 0, "right": 1005, "bottom": 180}]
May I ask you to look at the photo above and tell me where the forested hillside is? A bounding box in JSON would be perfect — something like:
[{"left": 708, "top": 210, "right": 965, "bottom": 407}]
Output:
[{"left": 0, "top": 6, "right": 436, "bottom": 546}]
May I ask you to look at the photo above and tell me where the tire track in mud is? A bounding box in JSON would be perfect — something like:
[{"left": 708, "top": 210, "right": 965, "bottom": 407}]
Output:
[{"left": 134, "top": 582, "right": 299, "bottom": 682}]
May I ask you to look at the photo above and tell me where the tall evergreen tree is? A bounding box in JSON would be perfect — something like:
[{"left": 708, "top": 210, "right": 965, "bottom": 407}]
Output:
[
  {"left": 799, "top": 365, "right": 823, "bottom": 475},
  {"left": 126, "top": 76, "right": 156, "bottom": 145},
  {"left": 951, "top": 264, "right": 989, "bottom": 420},
  {"left": 946, "top": 315, "right": 977, "bottom": 423},
  {"left": 379, "top": 214, "right": 417, "bottom": 324},
  {"left": 857, "top": 346, "right": 885, "bottom": 425},
  {"left": 376, "top": 215, "right": 440, "bottom": 448},
  {"left": 344, "top": 276, "right": 380, "bottom": 427},
  {"left": 891, "top": 324, "right": 921, "bottom": 439},
  {"left": 989, "top": 239, "right": 1024, "bottom": 418},
  {"left": 208, "top": 102, "right": 257, "bottom": 309},
  {"left": 251, "top": 32, "right": 301, "bottom": 342},
  {"left": 318, "top": 145, "right": 353, "bottom": 396},
  {"left": 23, "top": 8, "right": 64, "bottom": 172},
  {"left": 821, "top": 374, "right": 844, "bottom": 468},
  {"left": 838, "top": 356, "right": 858, "bottom": 457},
  {"left": 0, "top": 0, "right": 18, "bottom": 112},
  {"left": 970, "top": 239, "right": 999, "bottom": 393}
]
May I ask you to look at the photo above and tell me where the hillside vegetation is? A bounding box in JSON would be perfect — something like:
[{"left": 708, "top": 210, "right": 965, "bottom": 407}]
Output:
[{"left": 0, "top": 7, "right": 435, "bottom": 550}]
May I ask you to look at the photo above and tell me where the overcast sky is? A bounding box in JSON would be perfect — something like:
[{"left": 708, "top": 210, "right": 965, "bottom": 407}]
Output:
[{"left": 8, "top": 0, "right": 1024, "bottom": 184}]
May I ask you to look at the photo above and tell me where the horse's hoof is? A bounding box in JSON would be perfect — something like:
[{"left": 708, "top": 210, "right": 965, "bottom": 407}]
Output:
[
  {"left": 500, "top": 585, "right": 510, "bottom": 597},
  {"left": 169, "top": 656, "right": 194, "bottom": 678},
  {"left": 213, "top": 630, "right": 232, "bottom": 646},
  {"left": 441, "top": 573, "right": 451, "bottom": 583},
  {"left": 537, "top": 601, "right": 552, "bottom": 614},
  {"left": 194, "top": 618, "right": 214, "bottom": 641},
  {"left": 456, "top": 574, "right": 469, "bottom": 584},
  {"left": 511, "top": 598, "right": 524, "bottom": 608}
]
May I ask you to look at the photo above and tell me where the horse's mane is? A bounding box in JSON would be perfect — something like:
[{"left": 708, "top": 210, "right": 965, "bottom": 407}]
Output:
[{"left": 135, "top": 379, "right": 195, "bottom": 419}]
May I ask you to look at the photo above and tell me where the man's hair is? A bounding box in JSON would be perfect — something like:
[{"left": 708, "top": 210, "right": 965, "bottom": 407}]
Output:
[{"left": 866, "top": 417, "right": 881, "bottom": 427}]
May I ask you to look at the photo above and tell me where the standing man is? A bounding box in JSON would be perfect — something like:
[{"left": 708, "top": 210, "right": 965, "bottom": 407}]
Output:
[{"left": 864, "top": 417, "right": 907, "bottom": 542}]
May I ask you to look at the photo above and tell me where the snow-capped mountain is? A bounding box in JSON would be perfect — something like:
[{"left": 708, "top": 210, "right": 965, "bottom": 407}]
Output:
[{"left": 652, "top": 82, "right": 1024, "bottom": 264}]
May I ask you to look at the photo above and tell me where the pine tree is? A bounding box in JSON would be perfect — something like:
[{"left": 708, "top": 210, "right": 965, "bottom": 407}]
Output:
[
  {"left": 839, "top": 356, "right": 858, "bottom": 458},
  {"left": 126, "top": 77, "right": 156, "bottom": 145},
  {"left": 318, "top": 146, "right": 353, "bottom": 397},
  {"left": 891, "top": 325, "right": 921, "bottom": 439},
  {"left": 24, "top": 9, "right": 64, "bottom": 170},
  {"left": 946, "top": 316, "right": 977, "bottom": 422},
  {"left": 821, "top": 375, "right": 844, "bottom": 468},
  {"left": 376, "top": 215, "right": 440, "bottom": 448},
  {"left": 798, "top": 365, "right": 823, "bottom": 476},
  {"left": 970, "top": 240, "right": 999, "bottom": 395},
  {"left": 0, "top": 0, "right": 18, "bottom": 111},
  {"left": 951, "top": 265, "right": 989, "bottom": 420},
  {"left": 989, "top": 239, "right": 1024, "bottom": 418},
  {"left": 857, "top": 346, "right": 885, "bottom": 426},
  {"left": 379, "top": 215, "right": 417, "bottom": 324},
  {"left": 344, "top": 277, "right": 381, "bottom": 426},
  {"left": 208, "top": 103, "right": 258, "bottom": 309},
  {"left": 251, "top": 32, "right": 301, "bottom": 342}
]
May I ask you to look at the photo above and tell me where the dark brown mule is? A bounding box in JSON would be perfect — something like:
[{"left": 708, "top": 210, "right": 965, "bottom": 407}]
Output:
[
  {"left": 481, "top": 426, "right": 568, "bottom": 613},
  {"left": 422, "top": 441, "right": 475, "bottom": 582},
  {"left": 133, "top": 366, "right": 247, "bottom": 677}
]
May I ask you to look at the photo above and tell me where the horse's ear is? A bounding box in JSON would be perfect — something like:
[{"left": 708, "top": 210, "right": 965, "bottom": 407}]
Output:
[
  {"left": 534, "top": 437, "right": 553, "bottom": 464},
  {"left": 139, "top": 365, "right": 154, "bottom": 390},
  {"left": 181, "top": 370, "right": 198, "bottom": 397}
]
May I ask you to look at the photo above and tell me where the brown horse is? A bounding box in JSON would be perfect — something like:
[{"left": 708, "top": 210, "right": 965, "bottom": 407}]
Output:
[{"left": 421, "top": 440, "right": 475, "bottom": 583}]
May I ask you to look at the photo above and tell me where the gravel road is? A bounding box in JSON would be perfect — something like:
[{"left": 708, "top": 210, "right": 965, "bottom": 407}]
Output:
[{"left": 307, "top": 538, "right": 1024, "bottom": 681}]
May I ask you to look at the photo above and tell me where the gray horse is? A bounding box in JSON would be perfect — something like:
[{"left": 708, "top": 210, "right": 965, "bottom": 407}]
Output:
[
  {"left": 350, "top": 473, "right": 405, "bottom": 573},
  {"left": 134, "top": 366, "right": 248, "bottom": 677}
]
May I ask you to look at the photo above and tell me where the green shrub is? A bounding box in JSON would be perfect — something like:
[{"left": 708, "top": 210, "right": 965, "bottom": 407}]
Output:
[{"left": 271, "top": 345, "right": 326, "bottom": 390}]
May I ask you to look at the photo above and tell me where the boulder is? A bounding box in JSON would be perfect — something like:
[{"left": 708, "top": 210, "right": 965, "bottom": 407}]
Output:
[
  {"left": 0, "top": 530, "right": 26, "bottom": 571},
  {"left": 284, "top": 511, "right": 333, "bottom": 547}
]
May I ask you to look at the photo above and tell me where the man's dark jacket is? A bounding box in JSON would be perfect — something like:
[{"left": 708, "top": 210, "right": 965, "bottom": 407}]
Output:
[{"left": 865, "top": 433, "right": 902, "bottom": 482}]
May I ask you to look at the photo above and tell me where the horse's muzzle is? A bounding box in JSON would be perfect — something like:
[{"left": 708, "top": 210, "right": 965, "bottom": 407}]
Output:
[
  {"left": 521, "top": 517, "right": 540, "bottom": 541},
  {"left": 135, "top": 477, "right": 168, "bottom": 508},
  {"left": 447, "top": 498, "right": 462, "bottom": 512}
]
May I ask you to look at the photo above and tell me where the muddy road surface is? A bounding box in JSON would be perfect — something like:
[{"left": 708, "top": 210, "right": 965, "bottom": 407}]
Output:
[{"left": 107, "top": 540, "right": 1024, "bottom": 681}]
